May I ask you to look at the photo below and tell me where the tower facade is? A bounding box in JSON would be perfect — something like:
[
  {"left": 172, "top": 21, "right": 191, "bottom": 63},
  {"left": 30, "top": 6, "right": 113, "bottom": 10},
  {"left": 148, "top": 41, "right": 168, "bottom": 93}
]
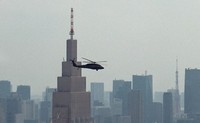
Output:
[
  {"left": 163, "top": 92, "right": 173, "bottom": 123},
  {"left": 0, "top": 80, "right": 11, "bottom": 98},
  {"left": 91, "top": 83, "right": 104, "bottom": 105},
  {"left": 112, "top": 80, "right": 131, "bottom": 115},
  {"left": 52, "top": 8, "right": 91, "bottom": 123},
  {"left": 128, "top": 90, "right": 144, "bottom": 123},
  {"left": 17, "top": 85, "right": 31, "bottom": 100},
  {"left": 184, "top": 68, "right": 200, "bottom": 115},
  {"left": 91, "top": 82, "right": 104, "bottom": 117},
  {"left": 132, "top": 75, "right": 153, "bottom": 123}
]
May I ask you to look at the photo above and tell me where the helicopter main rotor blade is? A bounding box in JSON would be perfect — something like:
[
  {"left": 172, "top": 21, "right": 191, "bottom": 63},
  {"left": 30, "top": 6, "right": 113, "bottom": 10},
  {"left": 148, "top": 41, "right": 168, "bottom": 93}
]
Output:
[
  {"left": 82, "top": 57, "right": 95, "bottom": 63},
  {"left": 96, "top": 61, "right": 107, "bottom": 63}
]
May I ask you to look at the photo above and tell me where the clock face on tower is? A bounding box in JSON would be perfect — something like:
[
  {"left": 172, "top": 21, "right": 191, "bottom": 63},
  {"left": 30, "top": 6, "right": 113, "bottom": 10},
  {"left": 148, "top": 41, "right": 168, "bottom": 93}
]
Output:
[
  {"left": 54, "top": 106, "right": 69, "bottom": 122},
  {"left": 56, "top": 112, "right": 61, "bottom": 119}
]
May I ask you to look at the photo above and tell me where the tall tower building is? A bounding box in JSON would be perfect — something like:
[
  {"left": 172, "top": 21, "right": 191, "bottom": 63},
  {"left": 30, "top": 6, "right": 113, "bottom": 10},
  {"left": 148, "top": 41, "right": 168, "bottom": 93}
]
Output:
[
  {"left": 152, "top": 102, "right": 163, "bottom": 123},
  {"left": 163, "top": 92, "right": 173, "bottom": 123},
  {"left": 128, "top": 90, "right": 144, "bottom": 123},
  {"left": 112, "top": 80, "right": 131, "bottom": 115},
  {"left": 52, "top": 8, "right": 91, "bottom": 123},
  {"left": 7, "top": 92, "right": 22, "bottom": 123},
  {"left": 91, "top": 82, "right": 104, "bottom": 117},
  {"left": 0, "top": 80, "right": 11, "bottom": 98},
  {"left": 91, "top": 82, "right": 104, "bottom": 105},
  {"left": 132, "top": 75, "right": 153, "bottom": 123},
  {"left": 17, "top": 85, "right": 31, "bottom": 100},
  {"left": 184, "top": 68, "right": 200, "bottom": 115}
]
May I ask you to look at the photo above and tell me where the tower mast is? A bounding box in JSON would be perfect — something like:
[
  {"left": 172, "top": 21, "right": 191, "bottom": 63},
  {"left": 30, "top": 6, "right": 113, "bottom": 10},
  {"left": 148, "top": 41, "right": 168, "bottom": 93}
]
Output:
[
  {"left": 176, "top": 58, "right": 179, "bottom": 91},
  {"left": 70, "top": 8, "right": 74, "bottom": 39},
  {"left": 174, "top": 58, "right": 181, "bottom": 119}
]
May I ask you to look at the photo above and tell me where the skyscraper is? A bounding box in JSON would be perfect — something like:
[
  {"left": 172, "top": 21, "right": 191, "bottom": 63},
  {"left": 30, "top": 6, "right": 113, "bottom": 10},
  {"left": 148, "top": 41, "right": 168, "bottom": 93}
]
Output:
[
  {"left": 128, "top": 90, "right": 144, "bottom": 123},
  {"left": 91, "top": 82, "right": 104, "bottom": 117},
  {"left": 0, "top": 80, "right": 11, "bottom": 98},
  {"left": 167, "top": 88, "right": 180, "bottom": 122},
  {"left": 17, "top": 85, "right": 30, "bottom": 100},
  {"left": 91, "top": 82, "right": 104, "bottom": 106},
  {"left": 113, "top": 80, "right": 124, "bottom": 98},
  {"left": 43, "top": 87, "right": 56, "bottom": 122},
  {"left": 154, "top": 91, "right": 164, "bottom": 103},
  {"left": 21, "top": 100, "right": 36, "bottom": 121},
  {"left": 0, "top": 98, "right": 6, "bottom": 123},
  {"left": 152, "top": 102, "right": 163, "bottom": 123},
  {"left": 52, "top": 8, "right": 91, "bottom": 123},
  {"left": 163, "top": 92, "right": 173, "bottom": 123},
  {"left": 7, "top": 92, "right": 22, "bottom": 123},
  {"left": 185, "top": 68, "right": 200, "bottom": 115},
  {"left": 132, "top": 74, "right": 153, "bottom": 123},
  {"left": 112, "top": 79, "right": 131, "bottom": 115}
]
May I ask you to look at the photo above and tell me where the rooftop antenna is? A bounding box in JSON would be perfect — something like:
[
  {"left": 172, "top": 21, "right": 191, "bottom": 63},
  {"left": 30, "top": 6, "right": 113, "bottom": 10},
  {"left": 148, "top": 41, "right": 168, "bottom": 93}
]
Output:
[
  {"left": 69, "top": 8, "right": 74, "bottom": 39},
  {"left": 145, "top": 70, "right": 147, "bottom": 76}
]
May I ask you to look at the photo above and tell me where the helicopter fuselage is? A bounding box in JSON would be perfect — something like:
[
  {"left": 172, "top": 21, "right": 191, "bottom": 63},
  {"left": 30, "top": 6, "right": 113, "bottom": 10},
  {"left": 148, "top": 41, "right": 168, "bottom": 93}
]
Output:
[{"left": 71, "top": 60, "right": 104, "bottom": 71}]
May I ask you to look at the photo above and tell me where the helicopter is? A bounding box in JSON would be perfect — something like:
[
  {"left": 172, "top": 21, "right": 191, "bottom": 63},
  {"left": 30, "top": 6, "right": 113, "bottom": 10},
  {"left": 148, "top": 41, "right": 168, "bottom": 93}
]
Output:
[{"left": 71, "top": 57, "right": 105, "bottom": 71}]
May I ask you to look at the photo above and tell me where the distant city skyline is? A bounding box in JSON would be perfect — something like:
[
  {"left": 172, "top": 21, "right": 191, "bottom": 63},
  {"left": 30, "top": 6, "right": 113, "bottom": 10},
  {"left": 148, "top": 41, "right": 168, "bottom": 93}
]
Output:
[{"left": 1, "top": 0, "right": 200, "bottom": 95}]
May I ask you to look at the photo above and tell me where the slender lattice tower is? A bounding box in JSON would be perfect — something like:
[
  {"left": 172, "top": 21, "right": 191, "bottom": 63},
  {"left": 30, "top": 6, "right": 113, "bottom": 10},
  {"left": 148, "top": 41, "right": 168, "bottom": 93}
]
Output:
[{"left": 174, "top": 58, "right": 181, "bottom": 118}]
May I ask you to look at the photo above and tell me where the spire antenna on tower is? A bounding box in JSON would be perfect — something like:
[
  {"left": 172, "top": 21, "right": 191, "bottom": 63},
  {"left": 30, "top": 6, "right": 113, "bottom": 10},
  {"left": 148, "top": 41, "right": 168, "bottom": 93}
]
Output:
[{"left": 70, "top": 8, "right": 74, "bottom": 39}]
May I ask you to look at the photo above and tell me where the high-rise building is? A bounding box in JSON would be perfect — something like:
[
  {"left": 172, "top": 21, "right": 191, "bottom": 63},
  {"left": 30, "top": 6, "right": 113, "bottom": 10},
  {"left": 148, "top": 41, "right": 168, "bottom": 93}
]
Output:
[
  {"left": 15, "top": 100, "right": 38, "bottom": 123},
  {"left": 154, "top": 91, "right": 164, "bottom": 103},
  {"left": 111, "top": 98, "right": 122, "bottom": 116},
  {"left": 0, "top": 98, "right": 6, "bottom": 123},
  {"left": 0, "top": 80, "right": 11, "bottom": 98},
  {"left": 17, "top": 85, "right": 31, "bottom": 100},
  {"left": 113, "top": 80, "right": 131, "bottom": 98},
  {"left": 180, "top": 92, "right": 184, "bottom": 111},
  {"left": 91, "top": 82, "right": 104, "bottom": 106},
  {"left": 91, "top": 83, "right": 104, "bottom": 117},
  {"left": 132, "top": 74, "right": 153, "bottom": 123},
  {"left": 104, "top": 91, "right": 112, "bottom": 107},
  {"left": 112, "top": 79, "right": 131, "bottom": 115},
  {"left": 6, "top": 92, "right": 22, "bottom": 123},
  {"left": 184, "top": 68, "right": 200, "bottom": 115},
  {"left": 42, "top": 87, "right": 56, "bottom": 122},
  {"left": 113, "top": 80, "right": 124, "bottom": 98},
  {"left": 128, "top": 90, "right": 144, "bottom": 123},
  {"left": 21, "top": 100, "right": 37, "bottom": 120},
  {"left": 52, "top": 8, "right": 90, "bottom": 123},
  {"left": 163, "top": 92, "right": 173, "bottom": 123},
  {"left": 40, "top": 101, "right": 50, "bottom": 123},
  {"left": 152, "top": 102, "right": 163, "bottom": 123},
  {"left": 168, "top": 88, "right": 180, "bottom": 122},
  {"left": 93, "top": 106, "right": 111, "bottom": 123},
  {"left": 43, "top": 87, "right": 56, "bottom": 102}
]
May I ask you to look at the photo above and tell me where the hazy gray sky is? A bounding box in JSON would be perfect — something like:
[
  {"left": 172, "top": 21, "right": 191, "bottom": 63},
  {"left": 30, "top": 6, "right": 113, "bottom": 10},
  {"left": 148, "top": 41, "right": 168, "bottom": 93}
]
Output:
[{"left": 1, "top": 0, "right": 200, "bottom": 95}]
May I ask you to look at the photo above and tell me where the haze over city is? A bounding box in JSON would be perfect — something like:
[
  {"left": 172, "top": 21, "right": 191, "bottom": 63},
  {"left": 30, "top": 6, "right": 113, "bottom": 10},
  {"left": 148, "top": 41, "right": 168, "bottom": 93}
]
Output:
[{"left": 1, "top": 0, "right": 200, "bottom": 95}]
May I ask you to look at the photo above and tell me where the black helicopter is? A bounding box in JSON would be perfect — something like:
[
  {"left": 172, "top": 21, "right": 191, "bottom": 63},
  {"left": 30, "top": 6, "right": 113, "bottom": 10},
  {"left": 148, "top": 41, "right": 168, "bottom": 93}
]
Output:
[{"left": 71, "top": 57, "right": 105, "bottom": 71}]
